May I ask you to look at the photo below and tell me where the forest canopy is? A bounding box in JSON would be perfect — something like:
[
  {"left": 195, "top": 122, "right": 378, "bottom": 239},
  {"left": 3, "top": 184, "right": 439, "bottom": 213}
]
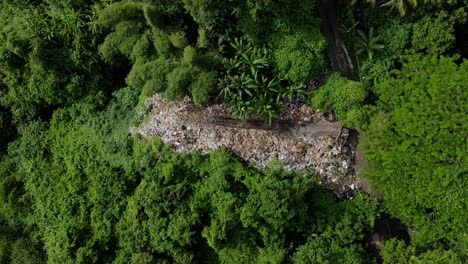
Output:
[{"left": 0, "top": 0, "right": 467, "bottom": 263}]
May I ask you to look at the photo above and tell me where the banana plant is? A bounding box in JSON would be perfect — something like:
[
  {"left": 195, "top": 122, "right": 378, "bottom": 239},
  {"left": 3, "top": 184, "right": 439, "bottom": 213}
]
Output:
[
  {"left": 232, "top": 100, "right": 251, "bottom": 121},
  {"left": 229, "top": 74, "right": 254, "bottom": 98},
  {"left": 218, "top": 34, "right": 287, "bottom": 123},
  {"left": 282, "top": 83, "right": 308, "bottom": 102},
  {"left": 263, "top": 76, "right": 280, "bottom": 94},
  {"left": 355, "top": 27, "right": 384, "bottom": 60},
  {"left": 222, "top": 57, "right": 242, "bottom": 74},
  {"left": 230, "top": 37, "right": 251, "bottom": 55},
  {"left": 359, "top": 0, "right": 417, "bottom": 16},
  {"left": 255, "top": 94, "right": 283, "bottom": 125},
  {"left": 380, "top": 0, "right": 417, "bottom": 16}
]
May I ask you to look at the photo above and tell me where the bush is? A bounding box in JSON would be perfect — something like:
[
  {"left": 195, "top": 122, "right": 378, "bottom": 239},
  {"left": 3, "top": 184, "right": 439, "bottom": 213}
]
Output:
[
  {"left": 0, "top": 110, "right": 15, "bottom": 153},
  {"left": 355, "top": 18, "right": 411, "bottom": 86},
  {"left": 10, "top": 239, "right": 43, "bottom": 264},
  {"left": 379, "top": 19, "right": 411, "bottom": 60},
  {"left": 311, "top": 74, "right": 367, "bottom": 127},
  {"left": 411, "top": 11, "right": 456, "bottom": 56},
  {"left": 182, "top": 0, "right": 236, "bottom": 33},
  {"left": 169, "top": 31, "right": 188, "bottom": 49},
  {"left": 271, "top": 25, "right": 327, "bottom": 83},
  {"left": 237, "top": 0, "right": 319, "bottom": 42},
  {"left": 127, "top": 57, "right": 175, "bottom": 93},
  {"left": 197, "top": 28, "right": 209, "bottom": 48},
  {"left": 381, "top": 239, "right": 414, "bottom": 264},
  {"left": 0, "top": 1, "right": 111, "bottom": 123},
  {"left": 293, "top": 194, "right": 377, "bottom": 263},
  {"left": 191, "top": 71, "right": 218, "bottom": 107},
  {"left": 165, "top": 66, "right": 194, "bottom": 100},
  {"left": 234, "top": 0, "right": 326, "bottom": 84},
  {"left": 95, "top": 1, "right": 144, "bottom": 27},
  {"left": 182, "top": 46, "right": 197, "bottom": 65},
  {"left": 99, "top": 21, "right": 146, "bottom": 60},
  {"left": 152, "top": 28, "right": 172, "bottom": 58},
  {"left": 359, "top": 59, "right": 393, "bottom": 87}
]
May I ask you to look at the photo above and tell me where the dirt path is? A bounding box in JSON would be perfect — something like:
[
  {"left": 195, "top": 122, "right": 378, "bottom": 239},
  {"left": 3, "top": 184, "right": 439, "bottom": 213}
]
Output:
[
  {"left": 183, "top": 111, "right": 342, "bottom": 139},
  {"left": 136, "top": 94, "right": 359, "bottom": 193}
]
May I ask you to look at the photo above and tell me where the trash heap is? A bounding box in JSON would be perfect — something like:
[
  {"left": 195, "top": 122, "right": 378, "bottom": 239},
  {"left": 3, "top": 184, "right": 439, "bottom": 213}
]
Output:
[{"left": 136, "top": 94, "right": 359, "bottom": 193}]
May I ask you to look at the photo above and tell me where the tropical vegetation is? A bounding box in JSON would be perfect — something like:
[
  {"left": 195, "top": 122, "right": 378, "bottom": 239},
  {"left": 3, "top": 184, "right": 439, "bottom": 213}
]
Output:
[{"left": 0, "top": 0, "right": 466, "bottom": 263}]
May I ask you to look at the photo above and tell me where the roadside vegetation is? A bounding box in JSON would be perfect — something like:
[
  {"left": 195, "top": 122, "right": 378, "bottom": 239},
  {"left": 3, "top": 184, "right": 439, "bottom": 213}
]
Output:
[{"left": 0, "top": 0, "right": 466, "bottom": 263}]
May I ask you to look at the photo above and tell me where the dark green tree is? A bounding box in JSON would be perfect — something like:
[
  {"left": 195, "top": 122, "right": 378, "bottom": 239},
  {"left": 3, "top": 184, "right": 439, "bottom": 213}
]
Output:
[
  {"left": 0, "top": 0, "right": 115, "bottom": 122},
  {"left": 362, "top": 55, "right": 468, "bottom": 246},
  {"left": 97, "top": 1, "right": 221, "bottom": 106}
]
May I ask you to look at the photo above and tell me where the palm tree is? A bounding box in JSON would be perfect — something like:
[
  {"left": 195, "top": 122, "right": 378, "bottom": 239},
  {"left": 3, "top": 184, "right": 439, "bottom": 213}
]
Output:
[{"left": 381, "top": 0, "right": 417, "bottom": 16}]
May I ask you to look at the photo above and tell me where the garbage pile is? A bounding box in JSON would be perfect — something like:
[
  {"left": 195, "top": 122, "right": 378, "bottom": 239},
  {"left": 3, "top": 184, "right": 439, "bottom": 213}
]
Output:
[{"left": 136, "top": 94, "right": 358, "bottom": 193}]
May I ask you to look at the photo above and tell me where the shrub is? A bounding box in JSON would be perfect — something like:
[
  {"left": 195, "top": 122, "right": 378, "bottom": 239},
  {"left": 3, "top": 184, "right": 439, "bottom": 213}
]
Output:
[
  {"left": 197, "top": 28, "right": 209, "bottom": 48},
  {"left": 311, "top": 74, "right": 367, "bottom": 127},
  {"left": 271, "top": 26, "right": 327, "bottom": 83},
  {"left": 127, "top": 57, "right": 174, "bottom": 92},
  {"left": 165, "top": 66, "right": 194, "bottom": 100},
  {"left": 356, "top": 18, "right": 411, "bottom": 85},
  {"left": 95, "top": 1, "right": 144, "bottom": 27},
  {"left": 0, "top": 1, "right": 110, "bottom": 123},
  {"left": 411, "top": 11, "right": 456, "bottom": 56},
  {"left": 169, "top": 31, "right": 188, "bottom": 49},
  {"left": 379, "top": 19, "right": 411, "bottom": 60},
  {"left": 152, "top": 28, "right": 172, "bottom": 57},
  {"left": 359, "top": 59, "right": 393, "bottom": 87},
  {"left": 0, "top": 110, "right": 15, "bottom": 153},
  {"left": 191, "top": 71, "right": 218, "bottom": 107},
  {"left": 10, "top": 239, "right": 43, "bottom": 264},
  {"left": 130, "top": 31, "right": 154, "bottom": 62},
  {"left": 238, "top": 0, "right": 319, "bottom": 42},
  {"left": 99, "top": 21, "right": 146, "bottom": 60},
  {"left": 182, "top": 46, "right": 197, "bottom": 65},
  {"left": 182, "top": 0, "right": 236, "bottom": 33}
]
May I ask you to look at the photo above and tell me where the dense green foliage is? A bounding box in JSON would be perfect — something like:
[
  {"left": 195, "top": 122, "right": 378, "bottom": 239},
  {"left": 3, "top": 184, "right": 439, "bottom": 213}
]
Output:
[
  {"left": 0, "top": 0, "right": 119, "bottom": 123},
  {"left": 411, "top": 11, "right": 460, "bottom": 56},
  {"left": 0, "top": 0, "right": 467, "bottom": 263},
  {"left": 0, "top": 88, "right": 379, "bottom": 263},
  {"left": 97, "top": 1, "right": 222, "bottom": 106},
  {"left": 240, "top": 0, "right": 328, "bottom": 82},
  {"left": 311, "top": 74, "right": 367, "bottom": 127},
  {"left": 271, "top": 25, "right": 327, "bottom": 83},
  {"left": 362, "top": 55, "right": 468, "bottom": 247},
  {"left": 381, "top": 238, "right": 465, "bottom": 264},
  {"left": 218, "top": 36, "right": 304, "bottom": 123}
]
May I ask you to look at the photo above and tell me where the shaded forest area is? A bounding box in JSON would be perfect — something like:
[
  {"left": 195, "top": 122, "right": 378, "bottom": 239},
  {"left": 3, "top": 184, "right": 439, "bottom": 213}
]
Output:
[{"left": 0, "top": 0, "right": 467, "bottom": 263}]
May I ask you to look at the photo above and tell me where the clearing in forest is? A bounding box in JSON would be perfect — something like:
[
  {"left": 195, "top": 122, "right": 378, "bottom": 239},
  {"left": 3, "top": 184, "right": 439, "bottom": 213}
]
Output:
[{"left": 136, "top": 94, "right": 359, "bottom": 193}]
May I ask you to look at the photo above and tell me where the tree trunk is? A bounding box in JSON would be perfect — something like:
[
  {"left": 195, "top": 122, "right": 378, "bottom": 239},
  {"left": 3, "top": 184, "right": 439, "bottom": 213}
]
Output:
[{"left": 317, "top": 0, "right": 358, "bottom": 81}]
